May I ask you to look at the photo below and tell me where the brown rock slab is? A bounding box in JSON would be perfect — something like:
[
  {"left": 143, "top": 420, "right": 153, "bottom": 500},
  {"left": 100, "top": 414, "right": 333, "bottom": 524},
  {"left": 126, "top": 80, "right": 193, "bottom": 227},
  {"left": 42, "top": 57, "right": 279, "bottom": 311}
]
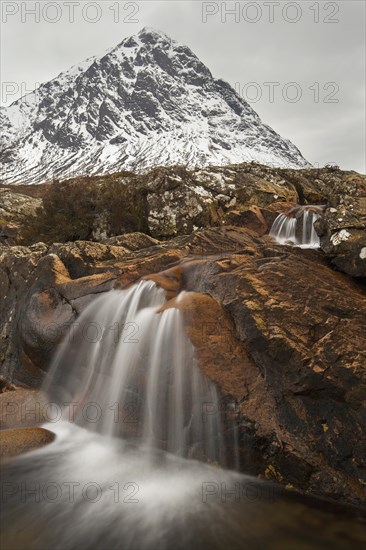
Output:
[
  {"left": 181, "top": 230, "right": 366, "bottom": 505},
  {"left": 224, "top": 206, "right": 269, "bottom": 236},
  {"left": 0, "top": 427, "right": 55, "bottom": 458},
  {"left": 0, "top": 389, "right": 49, "bottom": 429}
]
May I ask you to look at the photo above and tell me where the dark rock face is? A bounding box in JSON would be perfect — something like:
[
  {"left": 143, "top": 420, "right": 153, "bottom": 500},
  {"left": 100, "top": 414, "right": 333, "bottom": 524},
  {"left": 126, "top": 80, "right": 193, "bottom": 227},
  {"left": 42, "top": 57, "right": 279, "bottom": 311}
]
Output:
[
  {"left": 0, "top": 243, "right": 50, "bottom": 387},
  {"left": 180, "top": 230, "right": 366, "bottom": 505},
  {"left": 1, "top": 227, "right": 365, "bottom": 506},
  {"left": 310, "top": 170, "right": 366, "bottom": 277},
  {"left": 320, "top": 225, "right": 366, "bottom": 278}
]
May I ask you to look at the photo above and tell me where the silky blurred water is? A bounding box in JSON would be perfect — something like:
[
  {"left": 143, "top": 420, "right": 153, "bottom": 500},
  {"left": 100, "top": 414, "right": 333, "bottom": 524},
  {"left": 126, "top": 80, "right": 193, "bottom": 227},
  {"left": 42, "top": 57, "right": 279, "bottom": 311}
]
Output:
[
  {"left": 1, "top": 422, "right": 365, "bottom": 550},
  {"left": 1, "top": 281, "right": 365, "bottom": 549},
  {"left": 270, "top": 206, "right": 322, "bottom": 248},
  {"left": 42, "top": 280, "right": 232, "bottom": 465}
]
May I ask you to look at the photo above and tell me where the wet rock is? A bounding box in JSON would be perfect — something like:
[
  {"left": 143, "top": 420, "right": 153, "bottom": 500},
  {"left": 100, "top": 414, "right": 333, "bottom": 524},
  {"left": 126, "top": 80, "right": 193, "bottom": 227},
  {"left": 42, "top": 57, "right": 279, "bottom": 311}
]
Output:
[
  {"left": 0, "top": 427, "right": 55, "bottom": 458},
  {"left": 180, "top": 229, "right": 366, "bottom": 505},
  {"left": 0, "top": 389, "right": 49, "bottom": 429}
]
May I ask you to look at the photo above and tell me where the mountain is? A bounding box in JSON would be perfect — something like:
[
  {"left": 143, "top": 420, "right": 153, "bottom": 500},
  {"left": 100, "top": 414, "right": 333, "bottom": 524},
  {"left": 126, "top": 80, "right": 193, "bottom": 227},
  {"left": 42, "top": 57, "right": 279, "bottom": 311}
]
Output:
[{"left": 0, "top": 27, "right": 310, "bottom": 184}]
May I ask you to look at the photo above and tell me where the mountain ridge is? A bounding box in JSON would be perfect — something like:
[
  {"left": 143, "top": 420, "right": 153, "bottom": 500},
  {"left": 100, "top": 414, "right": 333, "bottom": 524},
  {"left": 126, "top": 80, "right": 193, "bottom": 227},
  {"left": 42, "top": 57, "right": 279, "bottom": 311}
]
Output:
[{"left": 0, "top": 27, "right": 310, "bottom": 184}]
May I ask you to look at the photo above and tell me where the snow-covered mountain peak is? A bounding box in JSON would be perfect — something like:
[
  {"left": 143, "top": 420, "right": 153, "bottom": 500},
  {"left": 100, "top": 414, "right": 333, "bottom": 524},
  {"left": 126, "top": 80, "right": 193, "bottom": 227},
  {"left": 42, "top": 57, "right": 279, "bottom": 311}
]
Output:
[{"left": 0, "top": 28, "right": 310, "bottom": 184}]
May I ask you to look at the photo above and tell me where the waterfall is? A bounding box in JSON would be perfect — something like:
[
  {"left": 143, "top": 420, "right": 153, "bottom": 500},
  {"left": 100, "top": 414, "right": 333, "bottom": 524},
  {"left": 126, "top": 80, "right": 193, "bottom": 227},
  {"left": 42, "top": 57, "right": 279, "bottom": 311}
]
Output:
[
  {"left": 2, "top": 279, "right": 363, "bottom": 550},
  {"left": 269, "top": 213, "right": 297, "bottom": 244},
  {"left": 269, "top": 205, "right": 324, "bottom": 249},
  {"left": 43, "top": 280, "right": 229, "bottom": 466}
]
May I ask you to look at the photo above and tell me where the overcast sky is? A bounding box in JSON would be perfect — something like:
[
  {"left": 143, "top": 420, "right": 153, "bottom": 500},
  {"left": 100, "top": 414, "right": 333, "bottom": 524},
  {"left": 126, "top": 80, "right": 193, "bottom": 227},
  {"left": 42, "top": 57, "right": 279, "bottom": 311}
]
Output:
[{"left": 1, "top": 0, "right": 365, "bottom": 173}]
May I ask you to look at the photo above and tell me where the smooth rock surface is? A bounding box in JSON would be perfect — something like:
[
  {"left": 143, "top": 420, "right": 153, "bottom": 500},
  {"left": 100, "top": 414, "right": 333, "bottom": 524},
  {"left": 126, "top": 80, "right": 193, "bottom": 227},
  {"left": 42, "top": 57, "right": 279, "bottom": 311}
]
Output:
[
  {"left": 0, "top": 427, "right": 55, "bottom": 458},
  {"left": 0, "top": 389, "right": 49, "bottom": 429}
]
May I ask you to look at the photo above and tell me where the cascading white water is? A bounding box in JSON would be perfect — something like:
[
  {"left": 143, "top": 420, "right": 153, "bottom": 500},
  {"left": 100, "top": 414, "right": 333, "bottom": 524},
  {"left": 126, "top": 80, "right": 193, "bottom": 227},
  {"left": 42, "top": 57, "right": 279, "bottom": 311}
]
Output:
[
  {"left": 269, "top": 214, "right": 297, "bottom": 244},
  {"left": 43, "top": 280, "right": 228, "bottom": 465},
  {"left": 269, "top": 205, "right": 323, "bottom": 249},
  {"left": 2, "top": 280, "right": 364, "bottom": 549},
  {"left": 300, "top": 210, "right": 321, "bottom": 248}
]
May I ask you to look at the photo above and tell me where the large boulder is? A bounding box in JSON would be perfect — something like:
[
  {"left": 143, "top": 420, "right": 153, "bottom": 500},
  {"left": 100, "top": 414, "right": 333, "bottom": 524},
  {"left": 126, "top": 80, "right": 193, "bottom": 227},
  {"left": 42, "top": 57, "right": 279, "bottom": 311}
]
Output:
[
  {"left": 143, "top": 165, "right": 298, "bottom": 238},
  {"left": 0, "top": 189, "right": 41, "bottom": 221},
  {"left": 180, "top": 229, "right": 366, "bottom": 504},
  {"left": 316, "top": 189, "right": 366, "bottom": 277},
  {"left": 320, "top": 225, "right": 366, "bottom": 277}
]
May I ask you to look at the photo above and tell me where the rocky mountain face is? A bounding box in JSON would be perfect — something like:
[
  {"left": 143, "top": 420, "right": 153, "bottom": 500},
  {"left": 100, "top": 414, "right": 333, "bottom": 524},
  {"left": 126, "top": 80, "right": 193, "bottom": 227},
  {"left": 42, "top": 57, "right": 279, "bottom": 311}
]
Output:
[{"left": 0, "top": 28, "right": 309, "bottom": 184}]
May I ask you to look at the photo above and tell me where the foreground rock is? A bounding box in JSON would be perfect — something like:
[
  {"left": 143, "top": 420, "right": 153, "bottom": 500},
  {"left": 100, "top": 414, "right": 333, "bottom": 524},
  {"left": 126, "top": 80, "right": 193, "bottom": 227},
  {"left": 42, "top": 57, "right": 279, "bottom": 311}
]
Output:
[
  {"left": 0, "top": 238, "right": 184, "bottom": 385},
  {"left": 180, "top": 234, "right": 366, "bottom": 505},
  {"left": 0, "top": 427, "right": 55, "bottom": 458},
  {"left": 0, "top": 227, "right": 365, "bottom": 506},
  {"left": 0, "top": 389, "right": 49, "bottom": 429}
]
